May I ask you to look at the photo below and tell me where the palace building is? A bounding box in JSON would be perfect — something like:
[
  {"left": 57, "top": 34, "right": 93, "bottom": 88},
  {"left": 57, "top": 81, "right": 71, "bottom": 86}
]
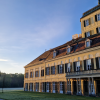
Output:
[{"left": 24, "top": 0, "right": 100, "bottom": 96}]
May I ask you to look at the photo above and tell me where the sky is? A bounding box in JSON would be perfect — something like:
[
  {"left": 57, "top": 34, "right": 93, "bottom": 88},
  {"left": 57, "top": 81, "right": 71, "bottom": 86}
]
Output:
[{"left": 0, "top": 0, "right": 98, "bottom": 74}]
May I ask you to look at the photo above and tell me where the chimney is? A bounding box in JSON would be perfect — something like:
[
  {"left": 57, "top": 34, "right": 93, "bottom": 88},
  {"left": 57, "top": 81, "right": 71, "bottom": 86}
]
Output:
[{"left": 98, "top": 0, "right": 100, "bottom": 5}]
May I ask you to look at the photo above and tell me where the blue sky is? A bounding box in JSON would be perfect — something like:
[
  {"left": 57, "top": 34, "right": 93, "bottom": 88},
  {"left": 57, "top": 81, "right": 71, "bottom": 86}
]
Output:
[{"left": 0, "top": 0, "right": 98, "bottom": 74}]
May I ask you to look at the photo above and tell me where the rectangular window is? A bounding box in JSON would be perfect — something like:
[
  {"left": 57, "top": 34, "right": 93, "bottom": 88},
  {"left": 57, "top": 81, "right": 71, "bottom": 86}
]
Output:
[
  {"left": 86, "top": 31, "right": 90, "bottom": 37},
  {"left": 51, "top": 66, "right": 55, "bottom": 74},
  {"left": 85, "top": 19, "right": 89, "bottom": 26},
  {"left": 59, "top": 65, "right": 63, "bottom": 74},
  {"left": 53, "top": 82, "right": 55, "bottom": 91},
  {"left": 67, "top": 48, "right": 70, "bottom": 53},
  {"left": 53, "top": 52, "right": 56, "bottom": 58},
  {"left": 97, "top": 14, "right": 100, "bottom": 21},
  {"left": 35, "top": 71, "right": 39, "bottom": 77},
  {"left": 76, "top": 62, "right": 80, "bottom": 72},
  {"left": 46, "top": 67, "right": 50, "bottom": 75},
  {"left": 25, "top": 73, "right": 28, "bottom": 78},
  {"left": 46, "top": 82, "right": 49, "bottom": 92},
  {"left": 86, "top": 41, "right": 90, "bottom": 47},
  {"left": 30, "top": 72, "right": 32, "bottom": 78},
  {"left": 36, "top": 83, "right": 39, "bottom": 92},
  {"left": 41, "top": 70, "right": 44, "bottom": 77},
  {"left": 67, "top": 63, "right": 70, "bottom": 72},
  {"left": 87, "top": 59, "right": 91, "bottom": 70}
]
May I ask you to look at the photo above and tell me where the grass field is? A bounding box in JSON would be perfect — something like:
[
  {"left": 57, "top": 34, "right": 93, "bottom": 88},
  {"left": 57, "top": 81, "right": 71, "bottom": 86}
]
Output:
[{"left": 0, "top": 91, "right": 100, "bottom": 100}]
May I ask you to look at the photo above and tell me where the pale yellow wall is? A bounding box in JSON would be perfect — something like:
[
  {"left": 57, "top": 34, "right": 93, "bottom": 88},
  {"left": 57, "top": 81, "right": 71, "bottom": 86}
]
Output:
[
  {"left": 24, "top": 46, "right": 100, "bottom": 85},
  {"left": 81, "top": 9, "right": 100, "bottom": 38}
]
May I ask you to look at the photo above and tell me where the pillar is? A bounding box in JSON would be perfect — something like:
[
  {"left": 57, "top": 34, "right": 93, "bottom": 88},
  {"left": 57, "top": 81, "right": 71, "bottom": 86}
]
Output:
[
  {"left": 79, "top": 78, "right": 82, "bottom": 95},
  {"left": 94, "top": 58, "right": 96, "bottom": 69},
  {"left": 92, "top": 77, "right": 95, "bottom": 96},
  {"left": 82, "top": 61, "right": 84, "bottom": 70},
  {"left": 71, "top": 79, "right": 73, "bottom": 95},
  {"left": 88, "top": 78, "right": 91, "bottom": 95},
  {"left": 76, "top": 78, "right": 78, "bottom": 95},
  {"left": 94, "top": 80, "right": 97, "bottom": 95},
  {"left": 81, "top": 80, "right": 84, "bottom": 95},
  {"left": 28, "top": 83, "right": 29, "bottom": 91},
  {"left": 33, "top": 83, "right": 34, "bottom": 91}
]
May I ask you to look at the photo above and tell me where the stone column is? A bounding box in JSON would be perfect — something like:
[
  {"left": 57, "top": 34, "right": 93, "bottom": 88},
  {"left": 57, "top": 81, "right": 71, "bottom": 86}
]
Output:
[
  {"left": 71, "top": 79, "right": 73, "bottom": 95},
  {"left": 93, "top": 58, "right": 96, "bottom": 69},
  {"left": 28, "top": 70, "right": 30, "bottom": 79},
  {"left": 88, "top": 78, "right": 91, "bottom": 95},
  {"left": 81, "top": 80, "right": 84, "bottom": 95},
  {"left": 92, "top": 77, "right": 95, "bottom": 96},
  {"left": 79, "top": 78, "right": 82, "bottom": 95},
  {"left": 28, "top": 83, "right": 29, "bottom": 91},
  {"left": 94, "top": 80, "right": 97, "bottom": 95},
  {"left": 33, "top": 83, "right": 34, "bottom": 92},
  {"left": 82, "top": 61, "right": 84, "bottom": 71},
  {"left": 76, "top": 78, "right": 78, "bottom": 95},
  {"left": 40, "top": 67, "right": 41, "bottom": 77},
  {"left": 67, "top": 79, "right": 68, "bottom": 93}
]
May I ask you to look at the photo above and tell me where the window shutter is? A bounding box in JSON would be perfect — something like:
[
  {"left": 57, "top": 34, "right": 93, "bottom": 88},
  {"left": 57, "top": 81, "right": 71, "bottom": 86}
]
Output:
[
  {"left": 85, "top": 33, "right": 87, "bottom": 38},
  {"left": 91, "top": 59, "right": 94, "bottom": 70},
  {"left": 89, "top": 18, "right": 91, "bottom": 25},
  {"left": 74, "top": 62, "right": 76, "bottom": 72},
  {"left": 43, "top": 70, "right": 44, "bottom": 76},
  {"left": 62, "top": 64, "right": 64, "bottom": 73},
  {"left": 58, "top": 65, "right": 59, "bottom": 74},
  {"left": 84, "top": 60, "right": 86, "bottom": 71},
  {"left": 96, "top": 27, "right": 98, "bottom": 33},
  {"left": 45, "top": 68, "right": 47, "bottom": 75},
  {"left": 55, "top": 66, "right": 56, "bottom": 74},
  {"left": 44, "top": 82, "right": 46, "bottom": 92},
  {"left": 95, "top": 15, "right": 97, "bottom": 22},
  {"left": 70, "top": 63, "right": 72, "bottom": 72},
  {"left": 96, "top": 57, "right": 99, "bottom": 69},
  {"left": 84, "top": 21, "right": 86, "bottom": 27},
  {"left": 51, "top": 67, "right": 52, "bottom": 74},
  {"left": 49, "top": 67, "right": 50, "bottom": 75},
  {"left": 65, "top": 64, "right": 67, "bottom": 73},
  {"left": 80, "top": 61, "right": 82, "bottom": 71}
]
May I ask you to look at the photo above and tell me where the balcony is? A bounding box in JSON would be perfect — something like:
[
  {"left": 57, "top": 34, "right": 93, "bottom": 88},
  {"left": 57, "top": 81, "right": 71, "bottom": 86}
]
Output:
[{"left": 66, "top": 69, "right": 100, "bottom": 78}]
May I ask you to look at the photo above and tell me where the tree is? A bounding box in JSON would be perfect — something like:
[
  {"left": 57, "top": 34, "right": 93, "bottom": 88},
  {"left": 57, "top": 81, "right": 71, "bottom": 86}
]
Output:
[{"left": 2, "top": 73, "right": 6, "bottom": 93}]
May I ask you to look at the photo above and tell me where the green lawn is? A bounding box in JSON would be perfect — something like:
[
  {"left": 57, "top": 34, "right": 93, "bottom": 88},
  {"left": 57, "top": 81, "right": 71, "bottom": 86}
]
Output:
[{"left": 0, "top": 91, "right": 100, "bottom": 100}]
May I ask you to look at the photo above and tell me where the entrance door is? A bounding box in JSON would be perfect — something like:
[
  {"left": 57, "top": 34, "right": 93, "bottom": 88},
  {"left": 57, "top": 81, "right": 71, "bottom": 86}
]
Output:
[
  {"left": 73, "top": 81, "right": 77, "bottom": 95},
  {"left": 84, "top": 81, "right": 88, "bottom": 96},
  {"left": 97, "top": 80, "right": 100, "bottom": 96}
]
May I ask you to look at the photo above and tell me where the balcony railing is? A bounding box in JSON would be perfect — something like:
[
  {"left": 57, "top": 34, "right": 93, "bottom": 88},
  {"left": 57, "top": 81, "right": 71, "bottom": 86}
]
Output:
[{"left": 66, "top": 69, "right": 100, "bottom": 76}]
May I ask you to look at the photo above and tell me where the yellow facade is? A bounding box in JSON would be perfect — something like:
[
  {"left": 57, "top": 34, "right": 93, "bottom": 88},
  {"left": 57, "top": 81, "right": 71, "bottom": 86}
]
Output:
[{"left": 24, "top": 0, "right": 100, "bottom": 96}]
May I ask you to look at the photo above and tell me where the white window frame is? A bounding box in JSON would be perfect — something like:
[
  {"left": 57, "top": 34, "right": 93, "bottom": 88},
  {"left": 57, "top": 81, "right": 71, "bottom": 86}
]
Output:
[
  {"left": 47, "top": 67, "right": 49, "bottom": 75},
  {"left": 52, "top": 66, "right": 55, "bottom": 74},
  {"left": 97, "top": 14, "right": 100, "bottom": 21},
  {"left": 53, "top": 50, "right": 56, "bottom": 58},
  {"left": 86, "top": 59, "right": 91, "bottom": 70},
  {"left": 85, "top": 19, "right": 89, "bottom": 26},
  {"left": 67, "top": 63, "right": 70, "bottom": 72},
  {"left": 86, "top": 31, "right": 90, "bottom": 37},
  {"left": 85, "top": 39, "right": 91, "bottom": 48},
  {"left": 60, "top": 82, "right": 63, "bottom": 93},
  {"left": 59, "top": 65, "right": 63, "bottom": 74},
  {"left": 76, "top": 61, "right": 80, "bottom": 72},
  {"left": 46, "top": 82, "right": 49, "bottom": 92}
]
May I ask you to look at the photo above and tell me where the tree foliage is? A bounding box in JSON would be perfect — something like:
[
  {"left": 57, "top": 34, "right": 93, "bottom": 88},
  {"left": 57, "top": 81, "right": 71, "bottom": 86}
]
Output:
[{"left": 0, "top": 72, "right": 24, "bottom": 88}]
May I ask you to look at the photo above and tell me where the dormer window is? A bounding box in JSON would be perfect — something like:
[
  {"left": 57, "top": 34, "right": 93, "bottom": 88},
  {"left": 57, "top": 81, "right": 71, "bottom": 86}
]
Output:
[
  {"left": 67, "top": 46, "right": 71, "bottom": 54},
  {"left": 85, "top": 31, "right": 90, "bottom": 38},
  {"left": 85, "top": 39, "right": 91, "bottom": 48},
  {"left": 53, "top": 50, "right": 56, "bottom": 58}
]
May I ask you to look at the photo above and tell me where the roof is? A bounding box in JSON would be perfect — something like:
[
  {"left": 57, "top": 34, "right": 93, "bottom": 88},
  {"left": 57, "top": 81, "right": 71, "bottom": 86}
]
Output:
[
  {"left": 24, "top": 34, "right": 100, "bottom": 68},
  {"left": 81, "top": 4, "right": 100, "bottom": 19}
]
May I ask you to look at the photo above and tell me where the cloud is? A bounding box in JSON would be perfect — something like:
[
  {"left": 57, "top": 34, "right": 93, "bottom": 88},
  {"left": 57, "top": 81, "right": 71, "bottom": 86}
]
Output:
[{"left": 0, "top": 59, "right": 8, "bottom": 61}]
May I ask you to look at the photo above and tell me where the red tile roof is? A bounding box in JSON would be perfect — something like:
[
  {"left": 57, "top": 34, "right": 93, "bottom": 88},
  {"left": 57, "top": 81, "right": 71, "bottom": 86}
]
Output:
[{"left": 25, "top": 34, "right": 100, "bottom": 67}]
